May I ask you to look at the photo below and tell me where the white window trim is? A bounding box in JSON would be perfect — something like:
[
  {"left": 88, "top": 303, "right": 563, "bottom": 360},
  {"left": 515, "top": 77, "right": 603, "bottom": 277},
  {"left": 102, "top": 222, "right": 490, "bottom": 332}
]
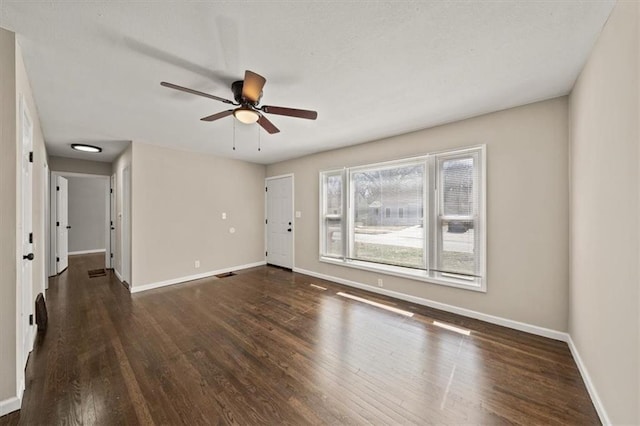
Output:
[{"left": 318, "top": 145, "right": 486, "bottom": 292}]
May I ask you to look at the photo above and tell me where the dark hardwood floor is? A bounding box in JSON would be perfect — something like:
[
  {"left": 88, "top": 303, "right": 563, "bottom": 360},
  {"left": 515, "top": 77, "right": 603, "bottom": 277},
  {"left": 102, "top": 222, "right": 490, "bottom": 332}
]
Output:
[{"left": 1, "top": 254, "right": 599, "bottom": 425}]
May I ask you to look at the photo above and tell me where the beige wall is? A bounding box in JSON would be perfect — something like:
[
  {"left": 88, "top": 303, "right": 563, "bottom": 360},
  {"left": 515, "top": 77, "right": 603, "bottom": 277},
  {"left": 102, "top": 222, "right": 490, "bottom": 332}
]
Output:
[
  {"left": 112, "top": 144, "right": 132, "bottom": 278},
  {"left": 66, "top": 176, "right": 108, "bottom": 253},
  {"left": 569, "top": 1, "right": 639, "bottom": 424},
  {"left": 49, "top": 155, "right": 111, "bottom": 176},
  {"left": 268, "top": 97, "right": 569, "bottom": 332},
  {"left": 130, "top": 142, "right": 266, "bottom": 288},
  {"left": 0, "top": 26, "right": 18, "bottom": 403}
]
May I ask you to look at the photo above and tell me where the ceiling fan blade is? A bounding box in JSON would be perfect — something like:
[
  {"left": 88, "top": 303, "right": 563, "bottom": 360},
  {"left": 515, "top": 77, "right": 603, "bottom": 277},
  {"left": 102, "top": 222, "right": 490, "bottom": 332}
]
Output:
[
  {"left": 257, "top": 114, "right": 280, "bottom": 134},
  {"left": 200, "top": 110, "right": 234, "bottom": 122},
  {"left": 161, "top": 82, "right": 234, "bottom": 104},
  {"left": 242, "top": 70, "right": 266, "bottom": 103},
  {"left": 261, "top": 105, "right": 318, "bottom": 120}
]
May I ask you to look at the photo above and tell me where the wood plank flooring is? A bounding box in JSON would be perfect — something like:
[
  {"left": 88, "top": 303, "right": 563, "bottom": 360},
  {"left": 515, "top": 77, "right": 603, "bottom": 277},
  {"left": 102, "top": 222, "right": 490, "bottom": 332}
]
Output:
[{"left": 1, "top": 254, "right": 599, "bottom": 425}]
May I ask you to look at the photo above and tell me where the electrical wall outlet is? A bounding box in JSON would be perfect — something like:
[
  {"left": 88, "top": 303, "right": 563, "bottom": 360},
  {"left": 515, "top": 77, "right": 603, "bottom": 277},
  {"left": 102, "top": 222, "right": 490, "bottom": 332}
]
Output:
[
  {"left": 377, "top": 278, "right": 383, "bottom": 287},
  {"left": 195, "top": 260, "right": 200, "bottom": 268}
]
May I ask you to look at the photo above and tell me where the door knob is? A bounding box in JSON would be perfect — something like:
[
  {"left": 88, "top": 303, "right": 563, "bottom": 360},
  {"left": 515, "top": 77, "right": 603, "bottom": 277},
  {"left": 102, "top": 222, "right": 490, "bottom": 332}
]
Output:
[
  {"left": 66, "top": 226, "right": 71, "bottom": 229},
  {"left": 23, "top": 253, "right": 34, "bottom": 261},
  {"left": 287, "top": 228, "right": 292, "bottom": 232}
]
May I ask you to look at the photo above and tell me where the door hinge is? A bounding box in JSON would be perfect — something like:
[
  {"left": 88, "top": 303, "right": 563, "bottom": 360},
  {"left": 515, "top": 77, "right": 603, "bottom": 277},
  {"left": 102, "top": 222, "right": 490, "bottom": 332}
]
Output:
[
  {"left": 56, "top": 221, "right": 59, "bottom": 227},
  {"left": 28, "top": 152, "right": 33, "bottom": 163},
  {"left": 110, "top": 220, "right": 113, "bottom": 226},
  {"left": 265, "top": 251, "right": 268, "bottom": 257},
  {"left": 265, "top": 219, "right": 268, "bottom": 224},
  {"left": 110, "top": 253, "right": 113, "bottom": 258},
  {"left": 265, "top": 187, "right": 268, "bottom": 192},
  {"left": 56, "top": 186, "right": 60, "bottom": 191},
  {"left": 29, "top": 314, "right": 33, "bottom": 325},
  {"left": 110, "top": 188, "right": 113, "bottom": 193},
  {"left": 56, "top": 257, "right": 59, "bottom": 262},
  {"left": 28, "top": 232, "right": 33, "bottom": 244}
]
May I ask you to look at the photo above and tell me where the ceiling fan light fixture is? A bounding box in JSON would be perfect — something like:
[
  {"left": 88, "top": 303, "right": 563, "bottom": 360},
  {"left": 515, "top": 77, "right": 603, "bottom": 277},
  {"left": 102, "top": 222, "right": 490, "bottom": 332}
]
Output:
[
  {"left": 234, "top": 107, "right": 259, "bottom": 124},
  {"left": 71, "top": 143, "right": 102, "bottom": 153}
]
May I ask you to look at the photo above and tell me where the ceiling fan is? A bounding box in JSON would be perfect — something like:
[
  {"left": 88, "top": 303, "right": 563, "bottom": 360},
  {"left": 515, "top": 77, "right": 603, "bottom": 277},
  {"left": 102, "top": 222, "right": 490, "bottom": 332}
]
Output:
[{"left": 161, "top": 70, "right": 318, "bottom": 134}]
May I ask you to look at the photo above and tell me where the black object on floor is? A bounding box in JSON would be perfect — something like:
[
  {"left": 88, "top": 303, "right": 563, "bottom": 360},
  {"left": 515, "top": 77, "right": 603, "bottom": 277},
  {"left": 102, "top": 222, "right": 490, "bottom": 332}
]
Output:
[
  {"left": 215, "top": 272, "right": 236, "bottom": 278},
  {"left": 35, "top": 293, "right": 47, "bottom": 332},
  {"left": 88, "top": 268, "right": 107, "bottom": 278}
]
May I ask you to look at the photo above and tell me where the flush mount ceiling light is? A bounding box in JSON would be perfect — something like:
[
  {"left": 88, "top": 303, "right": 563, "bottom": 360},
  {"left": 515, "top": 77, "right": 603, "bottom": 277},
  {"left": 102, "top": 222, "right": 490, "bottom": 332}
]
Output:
[
  {"left": 233, "top": 107, "right": 260, "bottom": 124},
  {"left": 71, "top": 143, "right": 102, "bottom": 153}
]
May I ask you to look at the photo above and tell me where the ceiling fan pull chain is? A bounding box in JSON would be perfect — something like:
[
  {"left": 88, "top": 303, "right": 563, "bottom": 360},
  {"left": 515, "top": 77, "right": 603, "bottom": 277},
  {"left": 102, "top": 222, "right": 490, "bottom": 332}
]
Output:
[
  {"left": 258, "top": 122, "right": 261, "bottom": 152},
  {"left": 232, "top": 118, "right": 236, "bottom": 151}
]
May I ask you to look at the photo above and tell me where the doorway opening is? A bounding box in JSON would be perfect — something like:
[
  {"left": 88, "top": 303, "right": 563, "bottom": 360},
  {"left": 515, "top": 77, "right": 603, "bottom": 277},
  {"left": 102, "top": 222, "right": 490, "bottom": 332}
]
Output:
[{"left": 50, "top": 172, "right": 111, "bottom": 276}]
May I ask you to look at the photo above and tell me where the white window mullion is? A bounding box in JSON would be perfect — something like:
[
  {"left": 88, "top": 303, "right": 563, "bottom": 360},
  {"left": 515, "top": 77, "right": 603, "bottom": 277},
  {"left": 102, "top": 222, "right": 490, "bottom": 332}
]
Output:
[
  {"left": 431, "top": 155, "right": 439, "bottom": 274},
  {"left": 344, "top": 168, "right": 350, "bottom": 262}
]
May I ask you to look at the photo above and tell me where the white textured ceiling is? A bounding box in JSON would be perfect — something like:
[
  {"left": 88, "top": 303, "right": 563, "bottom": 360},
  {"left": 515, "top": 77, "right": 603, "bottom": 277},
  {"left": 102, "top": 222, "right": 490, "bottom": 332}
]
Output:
[{"left": 0, "top": 1, "right": 614, "bottom": 164}]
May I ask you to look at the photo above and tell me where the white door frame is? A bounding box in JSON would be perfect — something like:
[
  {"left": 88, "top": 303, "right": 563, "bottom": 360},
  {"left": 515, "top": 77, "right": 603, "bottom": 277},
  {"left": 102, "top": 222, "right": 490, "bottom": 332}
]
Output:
[
  {"left": 18, "top": 94, "right": 35, "bottom": 397},
  {"left": 49, "top": 171, "right": 111, "bottom": 274},
  {"left": 44, "top": 163, "right": 50, "bottom": 286},
  {"left": 109, "top": 174, "right": 116, "bottom": 269},
  {"left": 264, "top": 173, "right": 295, "bottom": 269},
  {"left": 121, "top": 167, "right": 131, "bottom": 284},
  {"left": 55, "top": 176, "right": 69, "bottom": 273}
]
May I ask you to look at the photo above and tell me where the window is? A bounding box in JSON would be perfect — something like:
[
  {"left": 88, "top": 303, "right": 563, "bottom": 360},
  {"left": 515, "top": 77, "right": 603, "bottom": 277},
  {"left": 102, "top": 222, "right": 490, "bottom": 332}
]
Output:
[
  {"left": 319, "top": 145, "right": 485, "bottom": 291},
  {"left": 351, "top": 161, "right": 424, "bottom": 269},
  {"left": 320, "top": 170, "right": 344, "bottom": 258}
]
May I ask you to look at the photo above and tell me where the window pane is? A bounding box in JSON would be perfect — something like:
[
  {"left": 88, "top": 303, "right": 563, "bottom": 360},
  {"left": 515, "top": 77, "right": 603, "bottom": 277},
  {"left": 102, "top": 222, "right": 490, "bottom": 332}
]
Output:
[
  {"left": 440, "top": 219, "right": 475, "bottom": 275},
  {"left": 443, "top": 158, "right": 474, "bottom": 216},
  {"left": 323, "top": 173, "right": 343, "bottom": 257},
  {"left": 351, "top": 163, "right": 424, "bottom": 268},
  {"left": 438, "top": 155, "right": 479, "bottom": 276}
]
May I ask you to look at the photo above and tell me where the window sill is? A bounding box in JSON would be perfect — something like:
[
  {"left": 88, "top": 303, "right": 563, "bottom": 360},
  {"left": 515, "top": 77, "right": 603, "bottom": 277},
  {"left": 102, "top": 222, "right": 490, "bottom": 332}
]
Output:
[{"left": 319, "top": 257, "right": 486, "bottom": 292}]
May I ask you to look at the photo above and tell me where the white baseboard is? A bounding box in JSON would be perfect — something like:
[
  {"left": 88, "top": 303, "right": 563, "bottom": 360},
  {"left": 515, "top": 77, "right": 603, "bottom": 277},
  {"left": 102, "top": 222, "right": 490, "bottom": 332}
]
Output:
[
  {"left": 293, "top": 267, "right": 569, "bottom": 342},
  {"left": 567, "top": 336, "right": 610, "bottom": 425},
  {"left": 68, "top": 249, "right": 106, "bottom": 255},
  {"left": 0, "top": 395, "right": 21, "bottom": 417},
  {"left": 114, "top": 269, "right": 123, "bottom": 283},
  {"left": 130, "top": 261, "right": 267, "bottom": 294}
]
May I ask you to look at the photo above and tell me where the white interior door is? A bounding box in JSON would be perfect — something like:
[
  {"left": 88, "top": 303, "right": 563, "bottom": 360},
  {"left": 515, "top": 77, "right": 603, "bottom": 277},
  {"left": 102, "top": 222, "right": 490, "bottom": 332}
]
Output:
[
  {"left": 56, "top": 176, "right": 69, "bottom": 273},
  {"left": 266, "top": 176, "right": 293, "bottom": 269},
  {"left": 109, "top": 174, "right": 116, "bottom": 269},
  {"left": 20, "top": 96, "right": 34, "bottom": 369}
]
